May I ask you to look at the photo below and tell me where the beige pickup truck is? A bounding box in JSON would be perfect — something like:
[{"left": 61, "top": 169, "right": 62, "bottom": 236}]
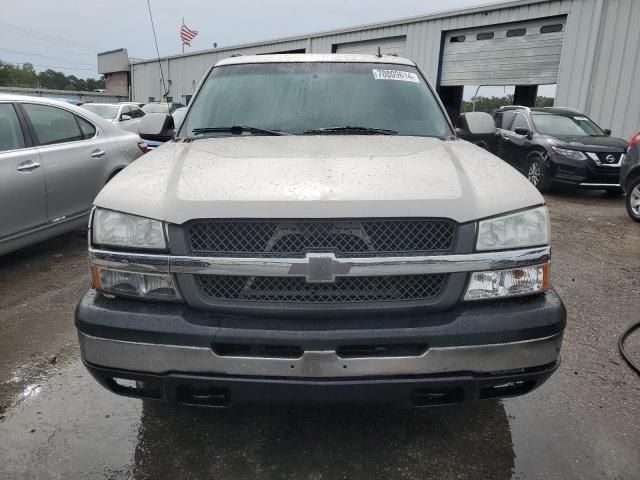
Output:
[{"left": 75, "top": 54, "right": 565, "bottom": 407}]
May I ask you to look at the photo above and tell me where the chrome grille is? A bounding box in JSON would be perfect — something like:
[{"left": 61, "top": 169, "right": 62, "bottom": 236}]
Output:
[
  {"left": 188, "top": 219, "right": 456, "bottom": 257},
  {"left": 197, "top": 274, "right": 447, "bottom": 303}
]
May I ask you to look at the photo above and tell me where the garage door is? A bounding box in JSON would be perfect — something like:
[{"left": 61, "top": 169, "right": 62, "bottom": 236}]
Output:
[
  {"left": 335, "top": 36, "right": 406, "bottom": 57},
  {"left": 440, "top": 16, "right": 566, "bottom": 86}
]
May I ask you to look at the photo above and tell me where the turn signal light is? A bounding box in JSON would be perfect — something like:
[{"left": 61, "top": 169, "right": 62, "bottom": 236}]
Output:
[
  {"left": 464, "top": 263, "right": 549, "bottom": 301},
  {"left": 91, "top": 265, "right": 180, "bottom": 301}
]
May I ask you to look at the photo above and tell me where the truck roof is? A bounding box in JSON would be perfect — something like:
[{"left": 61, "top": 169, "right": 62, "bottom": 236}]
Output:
[{"left": 216, "top": 53, "right": 416, "bottom": 67}]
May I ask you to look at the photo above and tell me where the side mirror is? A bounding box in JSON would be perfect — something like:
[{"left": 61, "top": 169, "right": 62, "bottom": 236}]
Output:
[
  {"left": 604, "top": 129, "right": 611, "bottom": 136},
  {"left": 457, "top": 112, "right": 497, "bottom": 142},
  {"left": 139, "top": 113, "right": 175, "bottom": 142},
  {"left": 514, "top": 127, "right": 532, "bottom": 137},
  {"left": 120, "top": 114, "right": 132, "bottom": 121}
]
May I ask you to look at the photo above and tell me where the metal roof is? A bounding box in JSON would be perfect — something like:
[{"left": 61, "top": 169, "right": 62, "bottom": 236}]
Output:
[
  {"left": 216, "top": 54, "right": 416, "bottom": 67},
  {"left": 131, "top": 0, "right": 551, "bottom": 65}
]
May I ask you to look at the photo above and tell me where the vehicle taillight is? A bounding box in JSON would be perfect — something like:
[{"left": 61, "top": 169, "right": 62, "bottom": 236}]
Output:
[
  {"left": 138, "top": 141, "right": 150, "bottom": 154},
  {"left": 629, "top": 133, "right": 640, "bottom": 152}
]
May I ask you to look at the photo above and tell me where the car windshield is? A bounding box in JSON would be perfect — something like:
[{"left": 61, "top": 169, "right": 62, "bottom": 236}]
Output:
[
  {"left": 81, "top": 104, "right": 119, "bottom": 120},
  {"left": 531, "top": 113, "right": 606, "bottom": 136},
  {"left": 180, "top": 62, "right": 451, "bottom": 138},
  {"left": 142, "top": 103, "right": 169, "bottom": 114}
]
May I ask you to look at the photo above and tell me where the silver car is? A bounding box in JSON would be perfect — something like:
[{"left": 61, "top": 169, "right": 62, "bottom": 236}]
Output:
[
  {"left": 81, "top": 103, "right": 145, "bottom": 133},
  {"left": 0, "top": 95, "right": 145, "bottom": 255}
]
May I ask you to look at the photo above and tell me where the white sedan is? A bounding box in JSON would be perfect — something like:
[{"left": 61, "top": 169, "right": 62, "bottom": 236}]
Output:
[{"left": 81, "top": 103, "right": 145, "bottom": 134}]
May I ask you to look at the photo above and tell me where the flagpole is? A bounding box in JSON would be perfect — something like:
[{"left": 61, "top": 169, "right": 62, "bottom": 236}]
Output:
[{"left": 182, "top": 18, "right": 185, "bottom": 54}]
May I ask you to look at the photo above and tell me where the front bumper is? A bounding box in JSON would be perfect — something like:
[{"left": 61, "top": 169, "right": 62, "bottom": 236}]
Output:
[
  {"left": 76, "top": 288, "right": 566, "bottom": 406},
  {"left": 548, "top": 152, "right": 622, "bottom": 188}
]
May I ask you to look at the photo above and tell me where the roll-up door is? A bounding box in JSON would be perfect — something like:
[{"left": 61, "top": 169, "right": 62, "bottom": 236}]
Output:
[
  {"left": 335, "top": 36, "right": 406, "bottom": 57},
  {"left": 440, "top": 16, "right": 566, "bottom": 86}
]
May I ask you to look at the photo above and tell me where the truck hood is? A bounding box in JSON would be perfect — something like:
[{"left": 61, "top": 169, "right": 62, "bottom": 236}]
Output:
[{"left": 95, "top": 136, "right": 543, "bottom": 224}]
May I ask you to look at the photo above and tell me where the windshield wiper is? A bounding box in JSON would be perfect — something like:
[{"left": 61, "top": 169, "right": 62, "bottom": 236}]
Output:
[
  {"left": 303, "top": 126, "right": 398, "bottom": 135},
  {"left": 191, "top": 126, "right": 289, "bottom": 136}
]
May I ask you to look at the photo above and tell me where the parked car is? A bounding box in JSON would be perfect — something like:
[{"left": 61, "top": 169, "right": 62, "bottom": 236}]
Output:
[
  {"left": 81, "top": 103, "right": 145, "bottom": 134},
  {"left": 620, "top": 132, "right": 640, "bottom": 221},
  {"left": 141, "top": 102, "right": 185, "bottom": 114},
  {"left": 143, "top": 106, "right": 188, "bottom": 149},
  {"left": 76, "top": 54, "right": 565, "bottom": 407},
  {"left": 0, "top": 95, "right": 146, "bottom": 255},
  {"left": 492, "top": 106, "right": 628, "bottom": 192}
]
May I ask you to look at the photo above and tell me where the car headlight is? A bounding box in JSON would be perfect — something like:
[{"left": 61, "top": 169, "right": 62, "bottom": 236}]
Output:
[
  {"left": 476, "top": 206, "right": 549, "bottom": 251},
  {"left": 551, "top": 146, "right": 587, "bottom": 161},
  {"left": 92, "top": 208, "right": 166, "bottom": 250}
]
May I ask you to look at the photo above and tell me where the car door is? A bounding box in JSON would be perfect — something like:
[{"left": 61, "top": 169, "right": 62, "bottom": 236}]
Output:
[
  {"left": 20, "top": 102, "right": 113, "bottom": 222},
  {"left": 0, "top": 102, "right": 47, "bottom": 239},
  {"left": 504, "top": 113, "right": 533, "bottom": 171}
]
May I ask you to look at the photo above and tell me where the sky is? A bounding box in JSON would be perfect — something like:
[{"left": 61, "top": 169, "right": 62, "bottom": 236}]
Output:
[{"left": 0, "top": 0, "right": 555, "bottom": 99}]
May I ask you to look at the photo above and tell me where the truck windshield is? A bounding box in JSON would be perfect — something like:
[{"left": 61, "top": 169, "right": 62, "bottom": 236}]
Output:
[
  {"left": 531, "top": 113, "right": 606, "bottom": 136},
  {"left": 180, "top": 62, "right": 451, "bottom": 138}
]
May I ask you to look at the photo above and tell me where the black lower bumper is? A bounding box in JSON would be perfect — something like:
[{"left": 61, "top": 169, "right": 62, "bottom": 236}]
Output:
[
  {"left": 76, "top": 289, "right": 566, "bottom": 406},
  {"left": 548, "top": 153, "right": 621, "bottom": 188},
  {"left": 85, "top": 360, "right": 559, "bottom": 408}
]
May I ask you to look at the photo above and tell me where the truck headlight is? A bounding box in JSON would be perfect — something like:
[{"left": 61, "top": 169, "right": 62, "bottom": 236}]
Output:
[
  {"left": 464, "top": 263, "right": 549, "bottom": 301},
  {"left": 92, "top": 208, "right": 166, "bottom": 250},
  {"left": 551, "top": 146, "right": 587, "bottom": 161},
  {"left": 476, "top": 207, "right": 549, "bottom": 251}
]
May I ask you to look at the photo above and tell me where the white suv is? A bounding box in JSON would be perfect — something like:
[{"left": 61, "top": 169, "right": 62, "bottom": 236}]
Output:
[{"left": 75, "top": 55, "right": 565, "bottom": 407}]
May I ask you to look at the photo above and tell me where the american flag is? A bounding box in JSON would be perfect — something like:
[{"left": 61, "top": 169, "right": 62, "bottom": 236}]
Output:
[{"left": 180, "top": 24, "right": 198, "bottom": 46}]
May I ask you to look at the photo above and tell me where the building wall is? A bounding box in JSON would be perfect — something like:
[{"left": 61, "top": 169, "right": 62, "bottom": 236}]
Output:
[
  {"left": 130, "top": 0, "right": 639, "bottom": 139},
  {"left": 582, "top": 0, "right": 640, "bottom": 140},
  {"left": 104, "top": 71, "right": 129, "bottom": 95}
]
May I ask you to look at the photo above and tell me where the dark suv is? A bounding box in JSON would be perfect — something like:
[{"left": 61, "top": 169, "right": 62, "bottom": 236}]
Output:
[
  {"left": 492, "top": 106, "right": 628, "bottom": 192},
  {"left": 620, "top": 132, "right": 640, "bottom": 221}
]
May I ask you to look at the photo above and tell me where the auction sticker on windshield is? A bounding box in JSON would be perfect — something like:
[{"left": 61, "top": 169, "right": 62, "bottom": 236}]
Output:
[{"left": 372, "top": 69, "right": 420, "bottom": 83}]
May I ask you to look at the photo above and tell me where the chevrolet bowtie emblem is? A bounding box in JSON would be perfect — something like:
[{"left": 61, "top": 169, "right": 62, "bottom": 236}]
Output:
[{"left": 288, "top": 253, "right": 352, "bottom": 283}]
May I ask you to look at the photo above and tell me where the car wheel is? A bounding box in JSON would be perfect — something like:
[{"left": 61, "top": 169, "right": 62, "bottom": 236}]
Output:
[
  {"left": 526, "top": 152, "right": 550, "bottom": 192},
  {"left": 625, "top": 177, "right": 640, "bottom": 222}
]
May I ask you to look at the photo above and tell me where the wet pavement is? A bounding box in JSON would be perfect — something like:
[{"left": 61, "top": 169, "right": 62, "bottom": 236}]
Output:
[{"left": 1, "top": 192, "right": 639, "bottom": 480}]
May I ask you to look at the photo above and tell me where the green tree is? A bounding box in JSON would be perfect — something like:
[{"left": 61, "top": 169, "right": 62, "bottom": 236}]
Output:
[
  {"left": 37, "top": 69, "right": 70, "bottom": 90},
  {"left": 0, "top": 58, "right": 104, "bottom": 91},
  {"left": 462, "top": 95, "right": 514, "bottom": 113},
  {"left": 536, "top": 96, "right": 554, "bottom": 107},
  {"left": 85, "top": 77, "right": 105, "bottom": 91},
  {"left": 0, "top": 60, "right": 38, "bottom": 87}
]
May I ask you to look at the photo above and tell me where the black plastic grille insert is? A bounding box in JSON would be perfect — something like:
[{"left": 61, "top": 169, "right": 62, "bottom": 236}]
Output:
[
  {"left": 188, "top": 219, "right": 456, "bottom": 257},
  {"left": 198, "top": 274, "right": 447, "bottom": 304}
]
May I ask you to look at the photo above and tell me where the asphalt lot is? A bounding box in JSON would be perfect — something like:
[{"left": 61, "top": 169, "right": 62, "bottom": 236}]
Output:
[{"left": 1, "top": 191, "right": 639, "bottom": 480}]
